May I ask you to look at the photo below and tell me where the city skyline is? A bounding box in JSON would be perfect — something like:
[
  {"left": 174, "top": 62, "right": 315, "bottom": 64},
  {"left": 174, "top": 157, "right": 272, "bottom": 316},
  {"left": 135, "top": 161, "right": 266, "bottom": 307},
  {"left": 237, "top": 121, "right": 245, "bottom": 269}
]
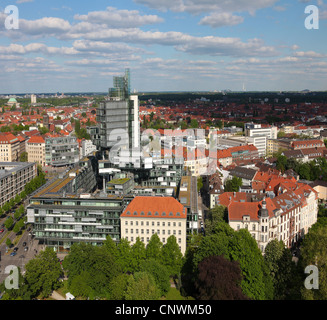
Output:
[{"left": 0, "top": 0, "right": 326, "bottom": 93}]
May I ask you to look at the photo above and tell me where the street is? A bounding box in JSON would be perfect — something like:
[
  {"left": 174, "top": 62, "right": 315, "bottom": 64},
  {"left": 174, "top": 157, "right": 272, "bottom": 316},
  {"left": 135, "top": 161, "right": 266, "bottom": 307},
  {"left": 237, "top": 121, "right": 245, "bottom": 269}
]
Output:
[{"left": 0, "top": 226, "right": 41, "bottom": 284}]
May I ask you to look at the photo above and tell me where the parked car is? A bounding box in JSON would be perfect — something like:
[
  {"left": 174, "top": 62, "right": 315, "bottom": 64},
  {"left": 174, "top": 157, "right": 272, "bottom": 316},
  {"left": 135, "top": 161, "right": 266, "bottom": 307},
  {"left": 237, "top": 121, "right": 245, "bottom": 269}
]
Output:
[
  {"left": 0, "top": 229, "right": 4, "bottom": 233},
  {"left": 10, "top": 252, "right": 16, "bottom": 256},
  {"left": 13, "top": 247, "right": 18, "bottom": 252},
  {"left": 23, "top": 242, "right": 27, "bottom": 247},
  {"left": 24, "top": 246, "right": 28, "bottom": 252}
]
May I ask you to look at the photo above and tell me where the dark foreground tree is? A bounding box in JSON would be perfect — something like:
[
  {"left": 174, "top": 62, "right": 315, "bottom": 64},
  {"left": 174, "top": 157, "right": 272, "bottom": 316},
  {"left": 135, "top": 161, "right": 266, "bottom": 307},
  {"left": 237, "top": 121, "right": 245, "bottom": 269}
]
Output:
[{"left": 195, "top": 255, "right": 248, "bottom": 300}]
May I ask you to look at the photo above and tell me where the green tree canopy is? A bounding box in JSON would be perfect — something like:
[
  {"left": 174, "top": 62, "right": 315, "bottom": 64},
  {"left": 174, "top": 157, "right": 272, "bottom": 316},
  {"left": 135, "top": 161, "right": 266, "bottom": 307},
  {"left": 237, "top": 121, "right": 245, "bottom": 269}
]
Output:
[
  {"left": 161, "top": 235, "right": 183, "bottom": 277},
  {"left": 125, "top": 272, "right": 160, "bottom": 300},
  {"left": 24, "top": 247, "right": 63, "bottom": 298},
  {"left": 145, "top": 233, "right": 163, "bottom": 261}
]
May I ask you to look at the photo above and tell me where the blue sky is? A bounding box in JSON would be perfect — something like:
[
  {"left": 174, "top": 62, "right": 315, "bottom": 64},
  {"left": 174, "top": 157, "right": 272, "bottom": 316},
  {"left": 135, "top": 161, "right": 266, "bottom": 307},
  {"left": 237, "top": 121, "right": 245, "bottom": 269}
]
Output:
[{"left": 0, "top": 0, "right": 326, "bottom": 93}]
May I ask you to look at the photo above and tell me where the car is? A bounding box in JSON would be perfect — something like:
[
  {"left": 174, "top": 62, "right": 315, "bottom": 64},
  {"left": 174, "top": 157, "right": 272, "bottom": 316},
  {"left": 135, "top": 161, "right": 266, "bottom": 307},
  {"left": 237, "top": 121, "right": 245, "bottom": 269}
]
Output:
[
  {"left": 10, "top": 252, "right": 16, "bottom": 256},
  {"left": 13, "top": 247, "right": 18, "bottom": 252},
  {"left": 24, "top": 246, "right": 28, "bottom": 252},
  {"left": 0, "top": 229, "right": 4, "bottom": 233},
  {"left": 22, "top": 242, "right": 27, "bottom": 247}
]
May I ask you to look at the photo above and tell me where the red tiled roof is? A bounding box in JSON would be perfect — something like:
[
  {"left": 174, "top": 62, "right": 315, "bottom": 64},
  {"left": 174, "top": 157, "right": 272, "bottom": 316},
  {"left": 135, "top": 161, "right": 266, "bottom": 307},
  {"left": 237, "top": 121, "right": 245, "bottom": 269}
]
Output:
[
  {"left": 121, "top": 196, "right": 186, "bottom": 219},
  {"left": 27, "top": 135, "right": 45, "bottom": 144}
]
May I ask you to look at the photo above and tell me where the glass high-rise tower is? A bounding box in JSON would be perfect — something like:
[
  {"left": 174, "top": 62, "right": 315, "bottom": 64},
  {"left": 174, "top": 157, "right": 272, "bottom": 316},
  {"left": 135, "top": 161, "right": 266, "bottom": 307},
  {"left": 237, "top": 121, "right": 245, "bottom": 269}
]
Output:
[{"left": 96, "top": 69, "right": 139, "bottom": 151}]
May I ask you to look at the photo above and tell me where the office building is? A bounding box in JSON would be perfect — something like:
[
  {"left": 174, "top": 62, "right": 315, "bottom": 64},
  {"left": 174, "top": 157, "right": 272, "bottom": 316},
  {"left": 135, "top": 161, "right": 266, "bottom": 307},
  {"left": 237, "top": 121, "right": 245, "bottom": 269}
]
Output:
[{"left": 120, "top": 196, "right": 187, "bottom": 254}]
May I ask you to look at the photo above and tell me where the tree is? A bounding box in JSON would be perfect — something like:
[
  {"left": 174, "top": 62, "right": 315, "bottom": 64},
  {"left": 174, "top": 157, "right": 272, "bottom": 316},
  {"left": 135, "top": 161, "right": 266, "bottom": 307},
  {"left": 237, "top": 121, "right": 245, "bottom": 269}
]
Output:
[
  {"left": 4, "top": 216, "right": 14, "bottom": 230},
  {"left": 103, "top": 235, "right": 119, "bottom": 261},
  {"left": 108, "top": 273, "right": 131, "bottom": 300},
  {"left": 125, "top": 272, "right": 160, "bottom": 300},
  {"left": 19, "top": 152, "right": 28, "bottom": 162},
  {"left": 197, "top": 176, "right": 203, "bottom": 192},
  {"left": 229, "top": 228, "right": 273, "bottom": 300},
  {"left": 190, "top": 119, "right": 199, "bottom": 129},
  {"left": 224, "top": 176, "right": 242, "bottom": 192},
  {"left": 130, "top": 237, "right": 146, "bottom": 273},
  {"left": 63, "top": 243, "right": 120, "bottom": 298},
  {"left": 300, "top": 222, "right": 327, "bottom": 300},
  {"left": 116, "top": 238, "right": 132, "bottom": 273},
  {"left": 140, "top": 259, "right": 171, "bottom": 296},
  {"left": 24, "top": 247, "right": 63, "bottom": 298},
  {"left": 161, "top": 235, "right": 183, "bottom": 277},
  {"left": 145, "top": 233, "right": 163, "bottom": 261},
  {"left": 276, "top": 155, "right": 287, "bottom": 173},
  {"left": 195, "top": 255, "right": 248, "bottom": 300},
  {"left": 69, "top": 271, "right": 92, "bottom": 298},
  {"left": 204, "top": 205, "right": 227, "bottom": 235},
  {"left": 264, "top": 239, "right": 296, "bottom": 300},
  {"left": 192, "top": 221, "right": 273, "bottom": 300}
]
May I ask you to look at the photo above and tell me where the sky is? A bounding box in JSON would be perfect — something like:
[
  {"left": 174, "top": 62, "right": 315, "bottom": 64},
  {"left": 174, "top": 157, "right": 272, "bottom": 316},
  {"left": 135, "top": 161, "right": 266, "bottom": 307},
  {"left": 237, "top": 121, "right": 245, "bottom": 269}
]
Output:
[{"left": 0, "top": 0, "right": 326, "bottom": 94}]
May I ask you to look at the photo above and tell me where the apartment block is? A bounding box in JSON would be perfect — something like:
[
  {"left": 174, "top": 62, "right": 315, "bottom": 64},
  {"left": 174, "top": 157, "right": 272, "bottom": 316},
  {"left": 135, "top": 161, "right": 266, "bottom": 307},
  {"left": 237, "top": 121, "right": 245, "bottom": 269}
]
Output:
[
  {"left": 0, "top": 132, "right": 20, "bottom": 162},
  {"left": 27, "top": 135, "right": 45, "bottom": 166},
  {"left": 45, "top": 136, "right": 79, "bottom": 167},
  {"left": 0, "top": 162, "right": 37, "bottom": 207}
]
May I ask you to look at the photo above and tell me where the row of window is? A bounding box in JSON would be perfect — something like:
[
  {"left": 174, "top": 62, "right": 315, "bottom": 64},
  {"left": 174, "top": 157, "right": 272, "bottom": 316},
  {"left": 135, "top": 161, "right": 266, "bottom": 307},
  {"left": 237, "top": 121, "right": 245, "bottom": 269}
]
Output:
[
  {"left": 125, "top": 220, "right": 182, "bottom": 227},
  {"left": 126, "top": 236, "right": 182, "bottom": 244},
  {"left": 125, "top": 228, "right": 182, "bottom": 235}
]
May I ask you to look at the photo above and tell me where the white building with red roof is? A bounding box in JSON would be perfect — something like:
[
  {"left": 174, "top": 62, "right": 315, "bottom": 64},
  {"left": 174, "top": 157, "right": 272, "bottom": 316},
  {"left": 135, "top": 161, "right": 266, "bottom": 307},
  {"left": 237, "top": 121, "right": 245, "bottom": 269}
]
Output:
[
  {"left": 226, "top": 175, "right": 318, "bottom": 252},
  {"left": 120, "top": 196, "right": 187, "bottom": 254}
]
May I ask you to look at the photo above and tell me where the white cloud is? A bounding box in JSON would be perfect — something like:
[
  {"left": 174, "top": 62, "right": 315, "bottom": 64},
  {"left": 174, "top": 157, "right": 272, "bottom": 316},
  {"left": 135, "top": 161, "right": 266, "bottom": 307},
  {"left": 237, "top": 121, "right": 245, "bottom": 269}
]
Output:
[
  {"left": 134, "top": 0, "right": 279, "bottom": 14},
  {"left": 74, "top": 6, "right": 163, "bottom": 28},
  {"left": 199, "top": 12, "right": 244, "bottom": 28}
]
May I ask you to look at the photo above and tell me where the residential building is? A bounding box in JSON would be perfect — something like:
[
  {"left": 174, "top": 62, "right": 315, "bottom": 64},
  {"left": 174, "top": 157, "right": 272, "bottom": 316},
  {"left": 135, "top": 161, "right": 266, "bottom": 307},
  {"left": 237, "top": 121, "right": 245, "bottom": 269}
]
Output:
[
  {"left": 0, "top": 132, "right": 20, "bottom": 162},
  {"left": 228, "top": 166, "right": 257, "bottom": 187},
  {"left": 0, "top": 162, "right": 37, "bottom": 207},
  {"left": 45, "top": 136, "right": 79, "bottom": 167},
  {"left": 226, "top": 176, "right": 318, "bottom": 252},
  {"left": 27, "top": 135, "right": 46, "bottom": 166},
  {"left": 291, "top": 139, "right": 325, "bottom": 150},
  {"left": 120, "top": 196, "right": 187, "bottom": 254}
]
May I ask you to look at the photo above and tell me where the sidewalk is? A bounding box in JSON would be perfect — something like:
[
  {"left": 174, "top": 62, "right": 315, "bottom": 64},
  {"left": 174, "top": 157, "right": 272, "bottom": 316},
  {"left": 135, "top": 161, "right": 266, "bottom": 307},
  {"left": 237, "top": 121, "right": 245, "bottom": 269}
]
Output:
[{"left": 50, "top": 291, "right": 66, "bottom": 300}]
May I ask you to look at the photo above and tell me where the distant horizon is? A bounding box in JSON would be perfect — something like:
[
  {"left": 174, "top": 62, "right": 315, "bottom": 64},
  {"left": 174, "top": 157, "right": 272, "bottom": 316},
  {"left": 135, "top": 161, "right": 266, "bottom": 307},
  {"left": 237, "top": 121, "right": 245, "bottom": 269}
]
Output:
[{"left": 1, "top": 89, "right": 326, "bottom": 97}]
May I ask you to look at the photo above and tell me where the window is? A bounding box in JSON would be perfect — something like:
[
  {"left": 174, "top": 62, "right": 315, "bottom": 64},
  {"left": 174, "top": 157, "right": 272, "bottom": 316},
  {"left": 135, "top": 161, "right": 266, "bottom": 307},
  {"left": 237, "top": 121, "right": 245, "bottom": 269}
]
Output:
[{"left": 125, "top": 229, "right": 128, "bottom": 234}]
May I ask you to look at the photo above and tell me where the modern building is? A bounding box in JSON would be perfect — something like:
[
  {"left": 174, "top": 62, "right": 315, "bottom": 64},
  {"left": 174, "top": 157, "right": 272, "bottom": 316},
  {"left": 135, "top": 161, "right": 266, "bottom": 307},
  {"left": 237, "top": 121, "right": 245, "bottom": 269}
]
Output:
[
  {"left": 0, "top": 162, "right": 37, "bottom": 207},
  {"left": 79, "top": 139, "right": 97, "bottom": 159},
  {"left": 45, "top": 136, "right": 79, "bottom": 167},
  {"left": 26, "top": 157, "right": 130, "bottom": 252},
  {"left": 120, "top": 196, "right": 187, "bottom": 254},
  {"left": 95, "top": 69, "right": 139, "bottom": 152}
]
